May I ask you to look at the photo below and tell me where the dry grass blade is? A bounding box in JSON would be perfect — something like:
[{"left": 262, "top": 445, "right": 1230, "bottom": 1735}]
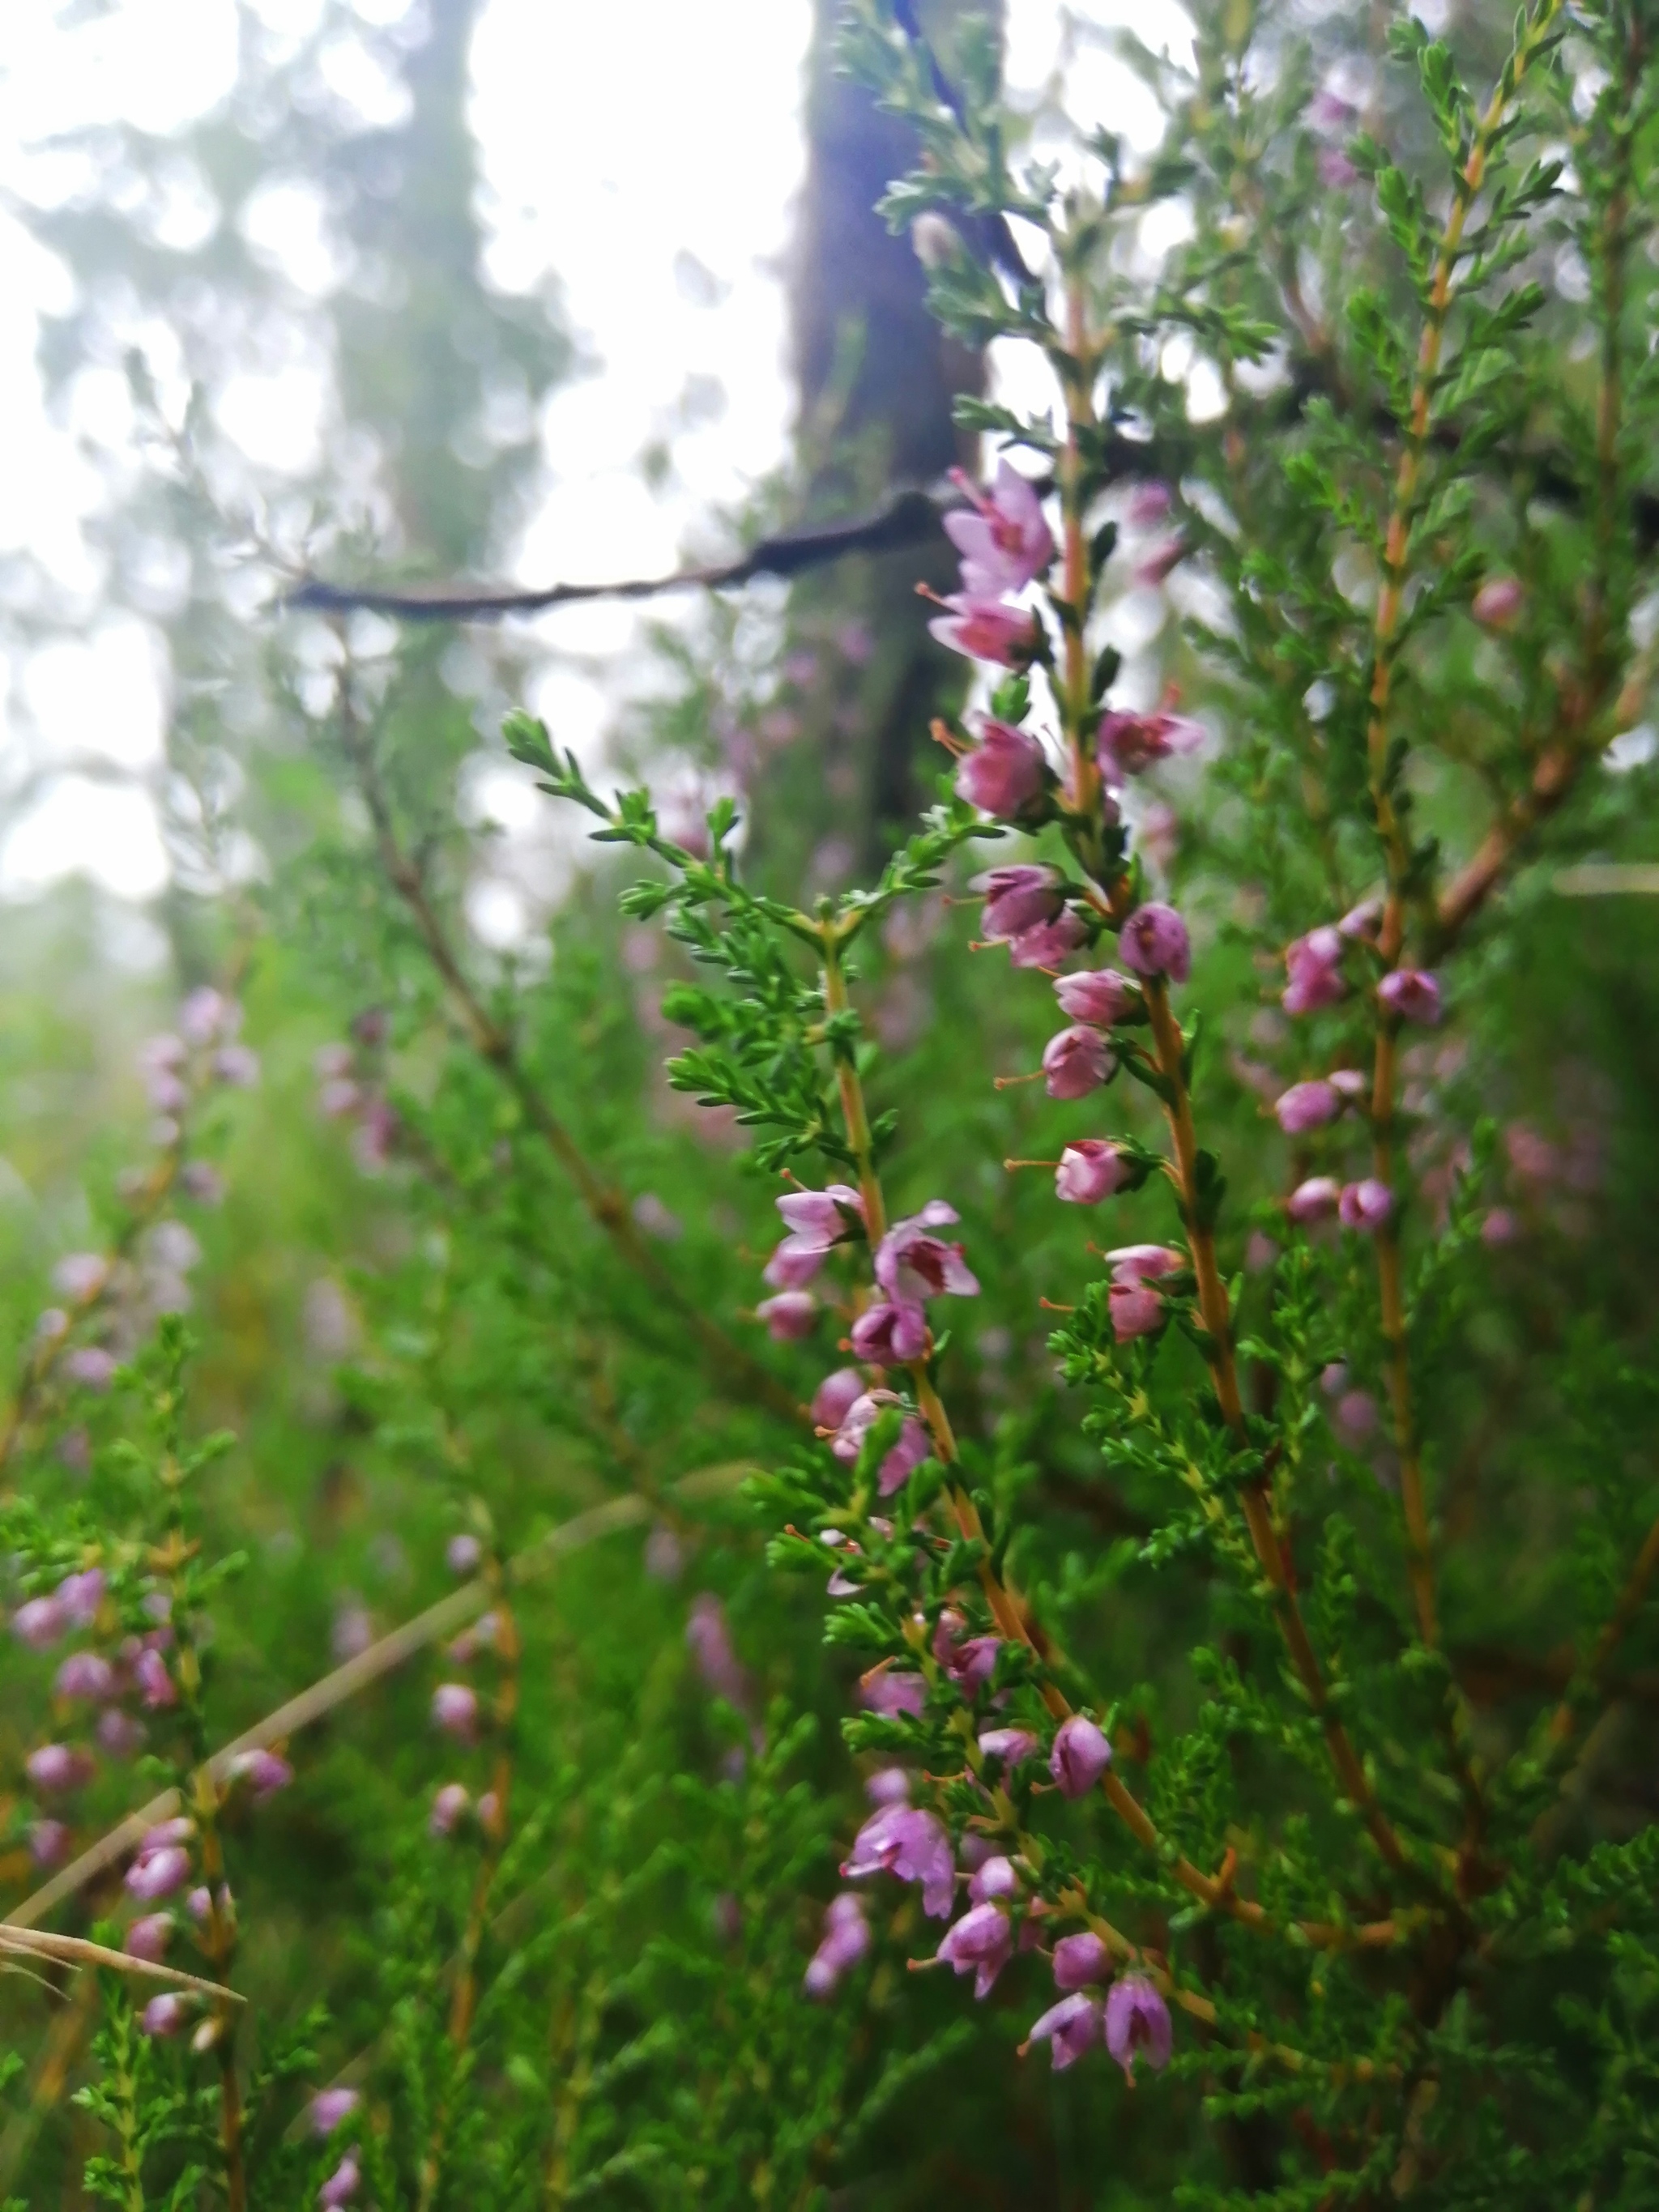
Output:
[{"left": 1, "top": 1924, "right": 244, "bottom": 2002}]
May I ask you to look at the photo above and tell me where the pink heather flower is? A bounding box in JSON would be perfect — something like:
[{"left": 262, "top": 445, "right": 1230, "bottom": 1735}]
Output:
[
  {"left": 1050, "top": 1715, "right": 1112, "bottom": 1799},
  {"left": 143, "top": 1816, "right": 194, "bottom": 1850},
  {"left": 804, "top": 1891, "right": 871, "bottom": 1997},
  {"left": 1127, "top": 479, "right": 1173, "bottom": 527},
  {"left": 1283, "top": 926, "right": 1346, "bottom": 1016},
  {"left": 1096, "top": 710, "right": 1205, "bottom": 780},
  {"left": 1053, "top": 968, "right": 1137, "bottom": 1027},
  {"left": 1378, "top": 968, "right": 1442, "bottom": 1025},
  {"left": 1026, "top": 1992, "right": 1104, "bottom": 2069},
  {"left": 1056, "top": 1141, "right": 1130, "bottom": 1205},
  {"left": 1307, "top": 86, "right": 1358, "bottom": 131},
  {"left": 126, "top": 1912, "right": 174, "bottom": 1962},
  {"left": 761, "top": 1238, "right": 824, "bottom": 1291},
  {"left": 27, "top": 1743, "right": 94, "bottom": 1795},
  {"left": 943, "top": 461, "right": 1056, "bottom": 595},
  {"left": 212, "top": 1043, "right": 260, "bottom": 1088},
  {"left": 1287, "top": 1175, "right": 1341, "bottom": 1224},
  {"left": 955, "top": 718, "right": 1048, "bottom": 818},
  {"left": 141, "top": 1993, "right": 189, "bottom": 2039},
  {"left": 758, "top": 1290, "right": 818, "bottom": 1341},
  {"left": 52, "top": 1253, "right": 108, "bottom": 1302},
  {"left": 1318, "top": 146, "right": 1358, "bottom": 187},
  {"left": 1334, "top": 1389, "right": 1380, "bottom": 1443},
  {"left": 186, "top": 1885, "right": 213, "bottom": 1922},
  {"left": 777, "top": 1185, "right": 865, "bottom": 1251},
  {"left": 874, "top": 1204, "right": 980, "bottom": 1304},
  {"left": 865, "top": 1767, "right": 911, "bottom": 1806},
  {"left": 973, "top": 865, "right": 1062, "bottom": 942},
  {"left": 1482, "top": 1207, "right": 1520, "bottom": 1247},
  {"left": 1119, "top": 903, "right": 1191, "bottom": 983},
  {"left": 127, "top": 1845, "right": 191, "bottom": 1901},
  {"left": 1053, "top": 1931, "right": 1112, "bottom": 1991},
  {"left": 928, "top": 594, "right": 1043, "bottom": 667},
  {"left": 430, "top": 1783, "right": 471, "bottom": 1837},
  {"left": 1339, "top": 896, "right": 1384, "bottom": 940},
  {"left": 943, "top": 1634, "right": 1002, "bottom": 1692},
  {"left": 1104, "top": 1974, "right": 1173, "bottom": 2080},
  {"left": 139, "top": 1032, "right": 186, "bottom": 1074},
  {"left": 31, "top": 1818, "right": 70, "bottom": 1868},
  {"left": 228, "top": 1749, "right": 292, "bottom": 1799},
  {"left": 64, "top": 1346, "right": 119, "bottom": 1392},
  {"left": 446, "top": 1534, "right": 482, "bottom": 1576},
  {"left": 1328, "top": 1068, "right": 1369, "bottom": 1102},
  {"left": 937, "top": 1900, "right": 1013, "bottom": 1998},
  {"left": 1043, "top": 1025, "right": 1115, "bottom": 1100},
  {"left": 1008, "top": 910, "right": 1088, "bottom": 969},
  {"left": 850, "top": 1300, "right": 929, "bottom": 1364},
  {"left": 687, "top": 1595, "right": 752, "bottom": 1708},
  {"left": 13, "top": 1596, "right": 67, "bottom": 1650},
  {"left": 1107, "top": 1245, "right": 1184, "bottom": 1284},
  {"left": 98, "top": 1709, "right": 147, "bottom": 1758},
  {"left": 134, "top": 1647, "right": 177, "bottom": 1709},
  {"left": 860, "top": 1669, "right": 928, "bottom": 1720},
  {"left": 431, "top": 1683, "right": 479, "bottom": 1742},
  {"left": 319, "top": 1077, "right": 360, "bottom": 1119},
  {"left": 978, "top": 1726, "right": 1038, "bottom": 1770},
  {"left": 55, "top": 1652, "right": 115, "bottom": 1701},
  {"left": 319, "top": 2154, "right": 361, "bottom": 2207},
  {"left": 1473, "top": 575, "right": 1525, "bottom": 627},
  {"left": 811, "top": 1368, "right": 865, "bottom": 1432},
  {"left": 842, "top": 1804, "right": 955, "bottom": 1918},
  {"left": 180, "top": 987, "right": 235, "bottom": 1043},
  {"left": 1275, "top": 1080, "right": 1342, "bottom": 1134},
  {"left": 143, "top": 1067, "right": 188, "bottom": 1114},
  {"left": 309, "top": 2088, "right": 360, "bottom": 2137},
  {"left": 180, "top": 1161, "right": 225, "bottom": 1206},
  {"left": 968, "top": 1854, "right": 1020, "bottom": 1903},
  {"left": 1339, "top": 1178, "right": 1393, "bottom": 1233},
  {"left": 57, "top": 1570, "right": 106, "bottom": 1627},
  {"left": 830, "top": 1393, "right": 931, "bottom": 1493}
]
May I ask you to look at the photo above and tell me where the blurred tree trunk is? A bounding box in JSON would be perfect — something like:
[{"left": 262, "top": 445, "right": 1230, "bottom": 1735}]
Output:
[{"left": 788, "top": 0, "right": 1004, "bottom": 864}]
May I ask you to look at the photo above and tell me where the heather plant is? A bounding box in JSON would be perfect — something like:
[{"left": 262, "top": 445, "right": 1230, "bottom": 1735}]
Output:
[{"left": 4, "top": 0, "right": 1659, "bottom": 2206}]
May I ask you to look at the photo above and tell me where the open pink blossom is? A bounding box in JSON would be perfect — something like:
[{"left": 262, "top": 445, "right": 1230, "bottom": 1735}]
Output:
[
  {"left": 842, "top": 1804, "right": 955, "bottom": 1917},
  {"left": 1107, "top": 1246, "right": 1183, "bottom": 1283},
  {"left": 1378, "top": 969, "right": 1442, "bottom": 1025},
  {"left": 811, "top": 1368, "right": 866, "bottom": 1432},
  {"left": 13, "top": 1596, "right": 66, "bottom": 1650},
  {"left": 1275, "top": 1080, "right": 1342, "bottom": 1134},
  {"left": 937, "top": 1901, "right": 1013, "bottom": 1998},
  {"left": 1053, "top": 968, "right": 1137, "bottom": 1027},
  {"left": 1287, "top": 1175, "right": 1341, "bottom": 1223},
  {"left": 1104, "top": 1975, "right": 1173, "bottom": 2080},
  {"left": 874, "top": 1203, "right": 980, "bottom": 1304},
  {"left": 850, "top": 1301, "right": 929, "bottom": 1365},
  {"left": 57, "top": 1570, "right": 106, "bottom": 1626},
  {"left": 830, "top": 1392, "right": 932, "bottom": 1494},
  {"left": 1339, "top": 1178, "right": 1393, "bottom": 1233},
  {"left": 56, "top": 1652, "right": 115, "bottom": 1701},
  {"left": 1096, "top": 710, "right": 1205, "bottom": 780},
  {"left": 1008, "top": 911, "right": 1088, "bottom": 969},
  {"left": 1050, "top": 1714, "right": 1113, "bottom": 1798},
  {"left": 757, "top": 1291, "right": 818, "bottom": 1341},
  {"left": 804, "top": 1892, "right": 871, "bottom": 1997},
  {"left": 1283, "top": 926, "right": 1346, "bottom": 1016},
  {"left": 928, "top": 594, "right": 1043, "bottom": 667},
  {"left": 860, "top": 1669, "right": 928, "bottom": 1720},
  {"left": 134, "top": 1647, "right": 177, "bottom": 1709},
  {"left": 1056, "top": 1140, "right": 1130, "bottom": 1204},
  {"left": 955, "top": 718, "right": 1048, "bottom": 818},
  {"left": 1043, "top": 1025, "right": 1115, "bottom": 1100},
  {"left": 777, "top": 1185, "right": 865, "bottom": 1250},
  {"left": 761, "top": 1239, "right": 824, "bottom": 1291},
  {"left": 973, "top": 865, "right": 1062, "bottom": 942},
  {"left": 944, "top": 462, "right": 1056, "bottom": 595},
  {"left": 1053, "top": 1931, "right": 1112, "bottom": 1990},
  {"left": 978, "top": 1727, "right": 1039, "bottom": 1769},
  {"left": 1119, "top": 903, "right": 1191, "bottom": 982},
  {"left": 1026, "top": 1992, "right": 1104, "bottom": 2069}
]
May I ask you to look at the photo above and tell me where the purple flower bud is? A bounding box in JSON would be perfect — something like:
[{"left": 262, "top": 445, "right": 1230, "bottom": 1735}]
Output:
[
  {"left": 1473, "top": 575, "right": 1525, "bottom": 627},
  {"left": 830, "top": 1392, "right": 931, "bottom": 1494},
  {"left": 967, "top": 1857, "right": 1020, "bottom": 1908},
  {"left": 929, "top": 594, "right": 1043, "bottom": 667},
  {"left": 309, "top": 2088, "right": 360, "bottom": 2137},
  {"left": 13, "top": 1596, "right": 67, "bottom": 1650},
  {"left": 142, "top": 1817, "right": 194, "bottom": 1849},
  {"left": 1482, "top": 1206, "right": 1519, "bottom": 1246},
  {"left": 228, "top": 1749, "right": 292, "bottom": 1799},
  {"left": 212, "top": 1044, "right": 260, "bottom": 1089},
  {"left": 1055, "top": 1140, "right": 1131, "bottom": 1205},
  {"left": 1052, "top": 968, "right": 1137, "bottom": 1026},
  {"left": 776, "top": 1185, "right": 865, "bottom": 1251},
  {"left": 27, "top": 1743, "right": 93, "bottom": 1795},
  {"left": 1008, "top": 911, "right": 1089, "bottom": 969},
  {"left": 1049, "top": 1715, "right": 1112, "bottom": 1799},
  {"left": 180, "top": 987, "right": 234, "bottom": 1043},
  {"left": 804, "top": 1891, "right": 871, "bottom": 1997},
  {"left": 446, "top": 1534, "right": 482, "bottom": 1576},
  {"left": 62, "top": 1345, "right": 117, "bottom": 1392},
  {"left": 1096, "top": 710, "right": 1205, "bottom": 780},
  {"left": 431, "top": 1683, "right": 479, "bottom": 1742},
  {"left": 850, "top": 1300, "right": 929, "bottom": 1365},
  {"left": 978, "top": 1728, "right": 1039, "bottom": 1770},
  {"left": 30, "top": 1818, "right": 70, "bottom": 1868},
  {"left": 1317, "top": 146, "right": 1358, "bottom": 187},
  {"left": 1042, "top": 1025, "right": 1115, "bottom": 1101},
  {"left": 811, "top": 1368, "right": 865, "bottom": 1433},
  {"left": 55, "top": 1652, "right": 115, "bottom": 1701},
  {"left": 1378, "top": 968, "right": 1442, "bottom": 1025},
  {"left": 1053, "top": 1931, "right": 1112, "bottom": 1990},
  {"left": 956, "top": 718, "right": 1049, "bottom": 818},
  {"left": 757, "top": 1290, "right": 819, "bottom": 1342},
  {"left": 1274, "top": 1080, "right": 1341, "bottom": 1134},
  {"left": 1334, "top": 1389, "right": 1379, "bottom": 1442},
  {"left": 52, "top": 1253, "right": 109, "bottom": 1302},
  {"left": 761, "top": 1238, "right": 824, "bottom": 1292},
  {"left": 1104, "top": 1973, "right": 1173, "bottom": 2079},
  {"left": 865, "top": 1767, "right": 910, "bottom": 1805},
  {"left": 1026, "top": 1991, "right": 1103, "bottom": 2069},
  {"left": 859, "top": 1669, "right": 928, "bottom": 1720},
  {"left": 1282, "top": 926, "right": 1346, "bottom": 1016},
  {"left": 186, "top": 1885, "right": 212, "bottom": 1922},
  {"left": 319, "top": 2153, "right": 360, "bottom": 2207},
  {"left": 430, "top": 1783, "right": 471, "bottom": 1836},
  {"left": 1107, "top": 1245, "right": 1183, "bottom": 1284},
  {"left": 843, "top": 1803, "right": 955, "bottom": 1918},
  {"left": 936, "top": 1900, "right": 1013, "bottom": 1998},
  {"left": 1109, "top": 1282, "right": 1164, "bottom": 1342},
  {"left": 141, "top": 1993, "right": 189, "bottom": 2038},
  {"left": 57, "top": 1570, "right": 106, "bottom": 1626},
  {"left": 972, "top": 865, "right": 1062, "bottom": 943},
  {"left": 1339, "top": 897, "right": 1384, "bottom": 940},
  {"left": 126, "top": 1912, "right": 173, "bottom": 1960},
  {"left": 943, "top": 462, "right": 1056, "bottom": 595},
  {"left": 134, "top": 1648, "right": 177, "bottom": 1709},
  {"left": 1119, "top": 903, "right": 1191, "bottom": 982},
  {"left": 687, "top": 1595, "right": 752, "bottom": 1709},
  {"left": 127, "top": 1845, "right": 191, "bottom": 1901},
  {"left": 1286, "top": 1175, "right": 1341, "bottom": 1223},
  {"left": 1338, "top": 1178, "right": 1393, "bottom": 1233}
]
